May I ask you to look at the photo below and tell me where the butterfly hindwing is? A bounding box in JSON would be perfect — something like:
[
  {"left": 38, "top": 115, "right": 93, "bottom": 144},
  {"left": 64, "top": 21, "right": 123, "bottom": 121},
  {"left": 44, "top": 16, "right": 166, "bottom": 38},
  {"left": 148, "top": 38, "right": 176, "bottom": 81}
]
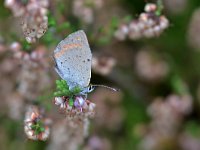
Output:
[{"left": 53, "top": 30, "right": 92, "bottom": 89}]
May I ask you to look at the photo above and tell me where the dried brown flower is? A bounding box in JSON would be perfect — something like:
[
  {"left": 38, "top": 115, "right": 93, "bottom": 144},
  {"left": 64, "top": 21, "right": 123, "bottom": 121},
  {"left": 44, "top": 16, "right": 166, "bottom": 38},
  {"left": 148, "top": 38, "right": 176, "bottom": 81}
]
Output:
[{"left": 5, "top": 0, "right": 49, "bottom": 43}]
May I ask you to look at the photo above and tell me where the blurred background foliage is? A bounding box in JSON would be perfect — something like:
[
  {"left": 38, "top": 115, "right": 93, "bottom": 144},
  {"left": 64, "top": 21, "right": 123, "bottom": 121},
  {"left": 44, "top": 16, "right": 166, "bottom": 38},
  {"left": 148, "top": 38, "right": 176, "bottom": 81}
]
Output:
[{"left": 1, "top": 0, "right": 200, "bottom": 150}]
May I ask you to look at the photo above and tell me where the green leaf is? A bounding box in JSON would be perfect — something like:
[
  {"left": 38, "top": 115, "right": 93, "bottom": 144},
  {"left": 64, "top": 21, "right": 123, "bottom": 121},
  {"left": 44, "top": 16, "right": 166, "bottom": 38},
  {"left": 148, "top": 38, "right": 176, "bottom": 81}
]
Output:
[
  {"left": 57, "top": 22, "right": 71, "bottom": 32},
  {"left": 63, "top": 90, "right": 71, "bottom": 95},
  {"left": 31, "top": 125, "right": 36, "bottom": 130},
  {"left": 155, "top": 0, "right": 164, "bottom": 16},
  {"left": 54, "top": 79, "right": 81, "bottom": 97},
  {"left": 39, "top": 127, "right": 45, "bottom": 132},
  {"left": 123, "top": 15, "right": 132, "bottom": 23},
  {"left": 171, "top": 75, "right": 188, "bottom": 95},
  {"left": 111, "top": 17, "right": 119, "bottom": 29},
  {"left": 22, "top": 40, "right": 31, "bottom": 52},
  {"left": 58, "top": 1, "right": 66, "bottom": 13},
  {"left": 71, "top": 86, "right": 81, "bottom": 95},
  {"left": 48, "top": 13, "right": 57, "bottom": 28},
  {"left": 56, "top": 80, "right": 61, "bottom": 85},
  {"left": 99, "top": 37, "right": 111, "bottom": 45},
  {"left": 35, "top": 129, "right": 40, "bottom": 135},
  {"left": 69, "top": 98, "right": 74, "bottom": 107}
]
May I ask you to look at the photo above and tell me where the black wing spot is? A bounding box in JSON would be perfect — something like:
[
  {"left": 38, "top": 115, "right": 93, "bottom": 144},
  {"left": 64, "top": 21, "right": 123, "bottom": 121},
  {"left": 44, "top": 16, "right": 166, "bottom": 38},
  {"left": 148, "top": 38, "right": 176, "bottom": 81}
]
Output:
[
  {"left": 83, "top": 60, "right": 86, "bottom": 63},
  {"left": 61, "top": 62, "right": 63, "bottom": 64},
  {"left": 87, "top": 59, "right": 90, "bottom": 62}
]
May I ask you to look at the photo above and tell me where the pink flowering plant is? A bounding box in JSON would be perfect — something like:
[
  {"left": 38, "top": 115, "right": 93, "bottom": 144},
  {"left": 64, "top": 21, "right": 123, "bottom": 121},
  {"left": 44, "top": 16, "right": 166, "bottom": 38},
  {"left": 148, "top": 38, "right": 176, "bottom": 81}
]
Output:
[
  {"left": 24, "top": 106, "right": 50, "bottom": 141},
  {"left": 53, "top": 79, "right": 96, "bottom": 116},
  {"left": 3, "top": 0, "right": 200, "bottom": 149},
  {"left": 53, "top": 79, "right": 82, "bottom": 107}
]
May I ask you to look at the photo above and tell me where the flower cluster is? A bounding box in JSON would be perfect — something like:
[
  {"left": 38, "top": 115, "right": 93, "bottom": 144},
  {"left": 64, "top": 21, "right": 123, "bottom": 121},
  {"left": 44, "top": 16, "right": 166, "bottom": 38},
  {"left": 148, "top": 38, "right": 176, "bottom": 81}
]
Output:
[
  {"left": 114, "top": 2, "right": 169, "bottom": 41},
  {"left": 139, "top": 94, "right": 192, "bottom": 150},
  {"left": 72, "top": 0, "right": 103, "bottom": 24},
  {"left": 24, "top": 105, "right": 50, "bottom": 141},
  {"left": 5, "top": 0, "right": 49, "bottom": 43},
  {"left": 179, "top": 127, "right": 200, "bottom": 150},
  {"left": 54, "top": 96, "right": 96, "bottom": 119},
  {"left": 9, "top": 42, "right": 46, "bottom": 62},
  {"left": 54, "top": 80, "right": 96, "bottom": 119},
  {"left": 49, "top": 80, "right": 96, "bottom": 149},
  {"left": 135, "top": 48, "right": 169, "bottom": 82},
  {"left": 17, "top": 63, "right": 51, "bottom": 100}
]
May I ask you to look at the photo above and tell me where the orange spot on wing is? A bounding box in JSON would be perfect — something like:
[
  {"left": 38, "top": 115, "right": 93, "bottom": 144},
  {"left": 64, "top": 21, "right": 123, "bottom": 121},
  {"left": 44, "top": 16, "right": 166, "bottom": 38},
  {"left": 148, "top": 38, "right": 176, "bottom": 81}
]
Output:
[{"left": 54, "top": 43, "right": 82, "bottom": 58}]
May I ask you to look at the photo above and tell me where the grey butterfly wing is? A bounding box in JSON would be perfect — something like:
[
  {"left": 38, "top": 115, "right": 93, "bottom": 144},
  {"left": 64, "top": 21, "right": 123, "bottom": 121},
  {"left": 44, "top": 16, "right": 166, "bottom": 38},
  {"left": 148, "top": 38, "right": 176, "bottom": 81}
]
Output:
[{"left": 53, "top": 30, "right": 92, "bottom": 89}]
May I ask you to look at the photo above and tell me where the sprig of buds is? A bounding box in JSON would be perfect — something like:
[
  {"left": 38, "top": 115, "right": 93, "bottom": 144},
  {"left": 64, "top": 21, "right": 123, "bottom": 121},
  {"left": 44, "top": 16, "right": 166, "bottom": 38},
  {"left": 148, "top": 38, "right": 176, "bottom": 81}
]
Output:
[
  {"left": 53, "top": 80, "right": 96, "bottom": 118},
  {"left": 114, "top": 1, "right": 169, "bottom": 40},
  {"left": 10, "top": 41, "right": 46, "bottom": 61},
  {"left": 5, "top": 0, "right": 49, "bottom": 43},
  {"left": 24, "top": 106, "right": 50, "bottom": 141},
  {"left": 30, "top": 120, "right": 45, "bottom": 135},
  {"left": 54, "top": 80, "right": 81, "bottom": 98}
]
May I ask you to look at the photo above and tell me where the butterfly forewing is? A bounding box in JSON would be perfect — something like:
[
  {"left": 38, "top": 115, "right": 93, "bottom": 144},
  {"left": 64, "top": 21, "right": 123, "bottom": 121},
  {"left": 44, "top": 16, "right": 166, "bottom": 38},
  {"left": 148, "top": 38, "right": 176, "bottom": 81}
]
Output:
[{"left": 54, "top": 30, "right": 92, "bottom": 89}]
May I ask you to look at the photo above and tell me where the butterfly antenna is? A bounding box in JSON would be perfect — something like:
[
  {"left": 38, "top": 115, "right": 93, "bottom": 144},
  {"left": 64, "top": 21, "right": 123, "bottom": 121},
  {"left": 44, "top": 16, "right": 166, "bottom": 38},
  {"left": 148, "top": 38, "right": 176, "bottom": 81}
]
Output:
[{"left": 91, "top": 84, "right": 120, "bottom": 92}]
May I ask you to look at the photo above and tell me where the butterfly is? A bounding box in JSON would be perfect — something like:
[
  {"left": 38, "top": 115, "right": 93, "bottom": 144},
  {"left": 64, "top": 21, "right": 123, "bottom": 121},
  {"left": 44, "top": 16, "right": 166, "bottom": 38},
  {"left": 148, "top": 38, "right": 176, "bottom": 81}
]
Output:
[{"left": 53, "top": 30, "right": 118, "bottom": 98}]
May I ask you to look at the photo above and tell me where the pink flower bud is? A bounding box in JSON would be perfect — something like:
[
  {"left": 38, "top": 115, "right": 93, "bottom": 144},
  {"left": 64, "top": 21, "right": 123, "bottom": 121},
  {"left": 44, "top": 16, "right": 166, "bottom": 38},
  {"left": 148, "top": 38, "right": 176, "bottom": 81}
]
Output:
[
  {"left": 144, "top": 3, "right": 157, "bottom": 12},
  {"left": 74, "top": 96, "right": 85, "bottom": 108}
]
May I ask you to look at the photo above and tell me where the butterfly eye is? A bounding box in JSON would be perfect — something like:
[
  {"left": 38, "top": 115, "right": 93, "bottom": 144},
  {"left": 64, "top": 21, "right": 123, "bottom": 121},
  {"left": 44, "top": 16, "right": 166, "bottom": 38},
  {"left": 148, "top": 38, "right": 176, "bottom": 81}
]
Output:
[
  {"left": 88, "top": 85, "right": 94, "bottom": 92},
  {"left": 88, "top": 86, "right": 92, "bottom": 91}
]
